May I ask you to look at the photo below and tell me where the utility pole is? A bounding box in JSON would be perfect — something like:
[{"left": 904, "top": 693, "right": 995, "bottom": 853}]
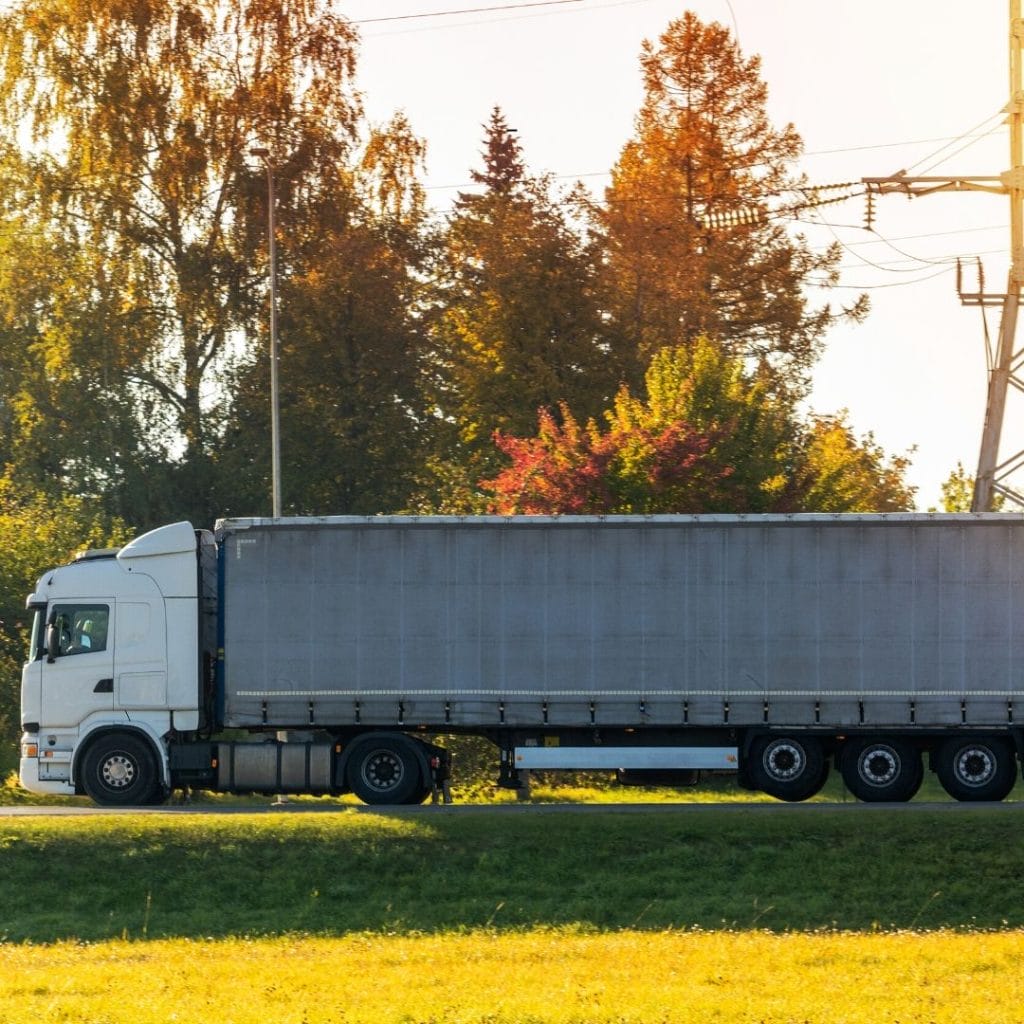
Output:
[
  {"left": 250, "top": 147, "right": 283, "bottom": 519},
  {"left": 863, "top": 1, "right": 1024, "bottom": 511}
]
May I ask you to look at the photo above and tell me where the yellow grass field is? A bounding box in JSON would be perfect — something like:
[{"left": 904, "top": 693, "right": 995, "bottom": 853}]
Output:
[{"left": 2, "top": 929, "right": 1023, "bottom": 1023}]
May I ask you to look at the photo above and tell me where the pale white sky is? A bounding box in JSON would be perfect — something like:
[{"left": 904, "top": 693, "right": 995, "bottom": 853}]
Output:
[{"left": 344, "top": 0, "right": 1012, "bottom": 509}]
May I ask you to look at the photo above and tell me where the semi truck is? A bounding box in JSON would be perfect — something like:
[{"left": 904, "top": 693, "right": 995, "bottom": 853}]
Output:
[{"left": 17, "top": 513, "right": 1024, "bottom": 806}]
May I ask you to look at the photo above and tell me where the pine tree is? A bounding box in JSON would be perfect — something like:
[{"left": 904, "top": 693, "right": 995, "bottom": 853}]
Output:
[{"left": 422, "top": 108, "right": 617, "bottom": 505}]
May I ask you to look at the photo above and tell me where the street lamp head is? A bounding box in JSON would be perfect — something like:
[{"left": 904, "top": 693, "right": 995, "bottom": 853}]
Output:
[{"left": 250, "top": 146, "right": 270, "bottom": 159}]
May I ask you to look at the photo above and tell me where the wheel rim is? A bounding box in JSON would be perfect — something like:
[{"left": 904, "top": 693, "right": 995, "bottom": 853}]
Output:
[
  {"left": 101, "top": 753, "right": 137, "bottom": 790},
  {"left": 954, "top": 746, "right": 997, "bottom": 788},
  {"left": 763, "top": 740, "right": 805, "bottom": 782},
  {"left": 859, "top": 746, "right": 899, "bottom": 787},
  {"left": 361, "top": 749, "right": 405, "bottom": 794}
]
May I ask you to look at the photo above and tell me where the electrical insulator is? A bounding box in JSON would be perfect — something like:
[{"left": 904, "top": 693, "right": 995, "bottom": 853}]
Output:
[{"left": 863, "top": 190, "right": 876, "bottom": 231}]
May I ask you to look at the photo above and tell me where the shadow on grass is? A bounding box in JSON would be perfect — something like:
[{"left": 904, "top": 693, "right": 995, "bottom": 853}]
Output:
[{"left": 1, "top": 806, "right": 1023, "bottom": 942}]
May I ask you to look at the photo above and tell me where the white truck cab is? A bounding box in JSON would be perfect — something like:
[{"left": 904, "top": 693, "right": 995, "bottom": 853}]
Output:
[{"left": 19, "top": 522, "right": 202, "bottom": 802}]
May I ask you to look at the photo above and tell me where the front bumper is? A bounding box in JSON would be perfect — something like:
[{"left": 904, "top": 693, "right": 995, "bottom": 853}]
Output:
[{"left": 18, "top": 755, "right": 76, "bottom": 797}]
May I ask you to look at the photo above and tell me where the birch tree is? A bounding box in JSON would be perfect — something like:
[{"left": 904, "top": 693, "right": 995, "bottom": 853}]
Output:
[{"left": 0, "top": 0, "right": 363, "bottom": 521}]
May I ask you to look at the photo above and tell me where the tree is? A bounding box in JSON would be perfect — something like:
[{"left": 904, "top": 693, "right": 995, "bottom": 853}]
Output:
[
  {"left": 598, "top": 12, "right": 865, "bottom": 396},
  {"left": 936, "top": 462, "right": 1002, "bottom": 513},
  {"left": 219, "top": 115, "right": 436, "bottom": 516},
  {"left": 484, "top": 340, "right": 915, "bottom": 515},
  {"left": 797, "top": 413, "right": 916, "bottom": 512},
  {"left": 0, "top": 0, "right": 364, "bottom": 524},
  {"left": 484, "top": 339, "right": 784, "bottom": 514},
  {"left": 425, "top": 108, "right": 617, "bottom": 500},
  {"left": 0, "top": 482, "right": 128, "bottom": 770},
  {"left": 0, "top": 201, "right": 178, "bottom": 525},
  {"left": 484, "top": 400, "right": 726, "bottom": 515}
]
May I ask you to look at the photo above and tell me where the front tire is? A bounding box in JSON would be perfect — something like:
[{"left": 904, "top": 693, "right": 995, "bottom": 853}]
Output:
[
  {"left": 747, "top": 735, "right": 828, "bottom": 802},
  {"left": 80, "top": 732, "right": 162, "bottom": 807},
  {"left": 346, "top": 737, "right": 422, "bottom": 805},
  {"left": 935, "top": 736, "right": 1016, "bottom": 802},
  {"left": 839, "top": 737, "right": 923, "bottom": 803}
]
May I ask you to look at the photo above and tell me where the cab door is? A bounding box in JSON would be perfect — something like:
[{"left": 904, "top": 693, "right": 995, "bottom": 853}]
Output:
[{"left": 39, "top": 602, "right": 115, "bottom": 727}]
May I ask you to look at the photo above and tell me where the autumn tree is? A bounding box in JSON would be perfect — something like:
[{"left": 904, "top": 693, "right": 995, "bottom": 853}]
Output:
[
  {"left": 485, "top": 340, "right": 915, "bottom": 515},
  {"left": 797, "top": 414, "right": 916, "bottom": 512},
  {"left": 0, "top": 0, "right": 364, "bottom": 524},
  {"left": 485, "top": 339, "right": 787, "bottom": 514},
  {"left": 598, "top": 12, "right": 865, "bottom": 395},
  {"left": 424, "top": 108, "right": 617, "bottom": 503}
]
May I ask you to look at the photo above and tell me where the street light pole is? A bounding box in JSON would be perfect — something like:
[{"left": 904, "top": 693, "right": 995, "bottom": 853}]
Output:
[{"left": 250, "top": 147, "right": 282, "bottom": 518}]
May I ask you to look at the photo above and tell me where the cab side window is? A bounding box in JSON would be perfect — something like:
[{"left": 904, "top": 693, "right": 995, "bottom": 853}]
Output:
[{"left": 49, "top": 605, "right": 110, "bottom": 657}]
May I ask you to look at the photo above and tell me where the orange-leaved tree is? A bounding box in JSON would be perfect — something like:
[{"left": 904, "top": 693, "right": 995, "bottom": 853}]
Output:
[{"left": 597, "top": 12, "right": 866, "bottom": 397}]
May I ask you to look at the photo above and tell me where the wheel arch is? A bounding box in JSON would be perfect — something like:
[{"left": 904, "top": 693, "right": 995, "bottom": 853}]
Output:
[
  {"left": 73, "top": 723, "right": 169, "bottom": 795},
  {"left": 334, "top": 730, "right": 433, "bottom": 793}
]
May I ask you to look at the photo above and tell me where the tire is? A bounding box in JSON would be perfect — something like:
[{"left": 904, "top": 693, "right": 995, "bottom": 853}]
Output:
[
  {"left": 80, "top": 732, "right": 162, "bottom": 807},
  {"left": 935, "top": 736, "right": 1017, "bottom": 802},
  {"left": 345, "top": 737, "right": 422, "bottom": 805},
  {"left": 747, "top": 735, "right": 828, "bottom": 802},
  {"left": 839, "top": 737, "right": 923, "bottom": 803},
  {"left": 404, "top": 783, "right": 433, "bottom": 806}
]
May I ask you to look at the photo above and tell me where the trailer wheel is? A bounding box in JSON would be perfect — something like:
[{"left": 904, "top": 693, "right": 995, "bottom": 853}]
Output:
[
  {"left": 935, "top": 737, "right": 1016, "bottom": 802},
  {"left": 80, "top": 732, "right": 162, "bottom": 807},
  {"left": 346, "top": 738, "right": 421, "bottom": 805},
  {"left": 748, "top": 735, "right": 828, "bottom": 802},
  {"left": 839, "top": 738, "right": 923, "bottom": 803}
]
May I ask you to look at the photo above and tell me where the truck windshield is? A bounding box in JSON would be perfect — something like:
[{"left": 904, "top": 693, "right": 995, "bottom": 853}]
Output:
[{"left": 27, "top": 608, "right": 42, "bottom": 663}]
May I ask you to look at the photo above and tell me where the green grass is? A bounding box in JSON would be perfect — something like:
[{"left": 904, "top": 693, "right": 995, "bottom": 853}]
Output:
[{"left": 1, "top": 807, "right": 1023, "bottom": 943}]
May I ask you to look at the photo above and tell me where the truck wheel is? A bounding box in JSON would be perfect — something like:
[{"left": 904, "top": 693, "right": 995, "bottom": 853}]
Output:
[
  {"left": 935, "top": 737, "right": 1016, "bottom": 802},
  {"left": 748, "top": 735, "right": 828, "bottom": 802},
  {"left": 80, "top": 732, "right": 161, "bottom": 807},
  {"left": 404, "top": 782, "right": 433, "bottom": 805},
  {"left": 839, "top": 738, "right": 923, "bottom": 802},
  {"left": 346, "top": 738, "right": 421, "bottom": 805}
]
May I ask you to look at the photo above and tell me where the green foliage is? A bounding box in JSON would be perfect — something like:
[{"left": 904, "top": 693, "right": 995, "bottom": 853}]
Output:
[
  {"left": 0, "top": 6, "right": 906, "bottom": 526},
  {"left": 484, "top": 340, "right": 915, "bottom": 514},
  {"left": 423, "top": 108, "right": 618, "bottom": 502},
  {"left": 798, "top": 412, "right": 917, "bottom": 512},
  {"left": 220, "top": 115, "right": 436, "bottom": 517},
  {"left": 0, "top": 0, "right": 365, "bottom": 524},
  {"left": 937, "top": 461, "right": 1002, "bottom": 512},
  {"left": 0, "top": 484, "right": 128, "bottom": 766}
]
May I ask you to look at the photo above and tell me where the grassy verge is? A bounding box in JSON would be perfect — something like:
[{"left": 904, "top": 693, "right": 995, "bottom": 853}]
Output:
[
  {"left": 2, "top": 808, "right": 1023, "bottom": 942},
  {"left": 3, "top": 930, "right": 1024, "bottom": 1024},
  {"left": 3, "top": 810, "right": 1024, "bottom": 1023}
]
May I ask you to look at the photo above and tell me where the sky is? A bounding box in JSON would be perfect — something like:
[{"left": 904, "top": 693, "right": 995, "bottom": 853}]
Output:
[{"left": 341, "top": 0, "right": 1011, "bottom": 510}]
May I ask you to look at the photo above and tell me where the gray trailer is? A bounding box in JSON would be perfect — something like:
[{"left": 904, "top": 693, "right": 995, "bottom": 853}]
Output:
[{"left": 19, "top": 514, "right": 1024, "bottom": 805}]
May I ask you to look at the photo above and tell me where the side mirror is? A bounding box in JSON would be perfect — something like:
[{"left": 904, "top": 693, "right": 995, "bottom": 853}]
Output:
[{"left": 45, "top": 622, "right": 59, "bottom": 664}]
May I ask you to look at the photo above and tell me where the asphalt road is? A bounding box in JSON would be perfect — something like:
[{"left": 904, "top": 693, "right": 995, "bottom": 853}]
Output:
[{"left": 3, "top": 800, "right": 1023, "bottom": 817}]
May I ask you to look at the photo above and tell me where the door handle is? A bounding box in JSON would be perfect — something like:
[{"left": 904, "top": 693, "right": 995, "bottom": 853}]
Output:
[{"left": 94, "top": 678, "right": 113, "bottom": 694}]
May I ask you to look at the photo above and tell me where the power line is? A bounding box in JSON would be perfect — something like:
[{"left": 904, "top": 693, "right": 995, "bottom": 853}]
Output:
[
  {"left": 836, "top": 247, "right": 1005, "bottom": 272},
  {"left": 800, "top": 132, "right": 1004, "bottom": 160},
  {"left": 905, "top": 109, "right": 1006, "bottom": 176},
  {"left": 809, "top": 266, "right": 953, "bottom": 291},
  {"left": 839, "top": 224, "right": 1007, "bottom": 246},
  {"left": 352, "top": 0, "right": 583, "bottom": 25}
]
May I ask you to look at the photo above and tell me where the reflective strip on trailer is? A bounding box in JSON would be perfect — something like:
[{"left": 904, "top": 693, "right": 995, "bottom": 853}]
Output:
[{"left": 512, "top": 746, "right": 738, "bottom": 771}]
